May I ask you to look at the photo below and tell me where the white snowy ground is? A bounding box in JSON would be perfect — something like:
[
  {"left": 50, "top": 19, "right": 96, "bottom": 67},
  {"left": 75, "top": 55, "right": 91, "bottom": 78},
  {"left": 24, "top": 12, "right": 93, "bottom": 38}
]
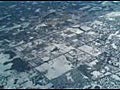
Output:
[{"left": 0, "top": 53, "right": 53, "bottom": 89}]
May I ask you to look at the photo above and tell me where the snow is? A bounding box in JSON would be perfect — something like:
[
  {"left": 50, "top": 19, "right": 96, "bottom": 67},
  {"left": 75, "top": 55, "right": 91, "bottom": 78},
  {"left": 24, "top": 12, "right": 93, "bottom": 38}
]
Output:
[
  {"left": 104, "top": 72, "right": 111, "bottom": 76},
  {"left": 29, "top": 37, "right": 34, "bottom": 40},
  {"left": 35, "top": 55, "right": 73, "bottom": 80},
  {"left": 107, "top": 31, "right": 120, "bottom": 40},
  {"left": 111, "top": 43, "right": 117, "bottom": 49},
  {"left": 67, "top": 33, "right": 76, "bottom": 37},
  {"left": 45, "top": 45, "right": 56, "bottom": 52},
  {"left": 0, "top": 53, "right": 13, "bottom": 77},
  {"left": 105, "top": 12, "right": 120, "bottom": 20},
  {"left": 0, "top": 53, "right": 11, "bottom": 64},
  {"left": 101, "top": 69, "right": 106, "bottom": 73},
  {"left": 91, "top": 71, "right": 101, "bottom": 78},
  {"left": 79, "top": 5, "right": 91, "bottom": 10},
  {"left": 78, "top": 45, "right": 101, "bottom": 56},
  {"left": 35, "top": 8, "right": 40, "bottom": 13},
  {"left": 72, "top": 24, "right": 80, "bottom": 28},
  {"left": 92, "top": 20, "right": 103, "bottom": 25},
  {"left": 16, "top": 46, "right": 25, "bottom": 52},
  {"left": 66, "top": 72, "right": 74, "bottom": 82},
  {"left": 72, "top": 39, "right": 78, "bottom": 42},
  {"left": 87, "top": 31, "right": 96, "bottom": 35},
  {"left": 88, "top": 60, "right": 98, "bottom": 67},
  {"left": 66, "top": 27, "right": 83, "bottom": 34},
  {"left": 17, "top": 40, "right": 24, "bottom": 45},
  {"left": 104, "top": 66, "right": 110, "bottom": 71},
  {"left": 80, "top": 25, "right": 91, "bottom": 31},
  {"left": 106, "top": 12, "right": 120, "bottom": 18},
  {"left": 35, "top": 23, "right": 47, "bottom": 30},
  {"left": 20, "top": 17, "right": 25, "bottom": 21},
  {"left": 42, "top": 57, "right": 49, "bottom": 61},
  {"left": 111, "top": 75, "right": 120, "bottom": 81},
  {"left": 53, "top": 43, "right": 74, "bottom": 53},
  {"left": 73, "top": 28, "right": 83, "bottom": 34},
  {"left": 81, "top": 72, "right": 89, "bottom": 79},
  {"left": 49, "top": 9, "right": 56, "bottom": 13},
  {"left": 102, "top": 1, "right": 111, "bottom": 6}
]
